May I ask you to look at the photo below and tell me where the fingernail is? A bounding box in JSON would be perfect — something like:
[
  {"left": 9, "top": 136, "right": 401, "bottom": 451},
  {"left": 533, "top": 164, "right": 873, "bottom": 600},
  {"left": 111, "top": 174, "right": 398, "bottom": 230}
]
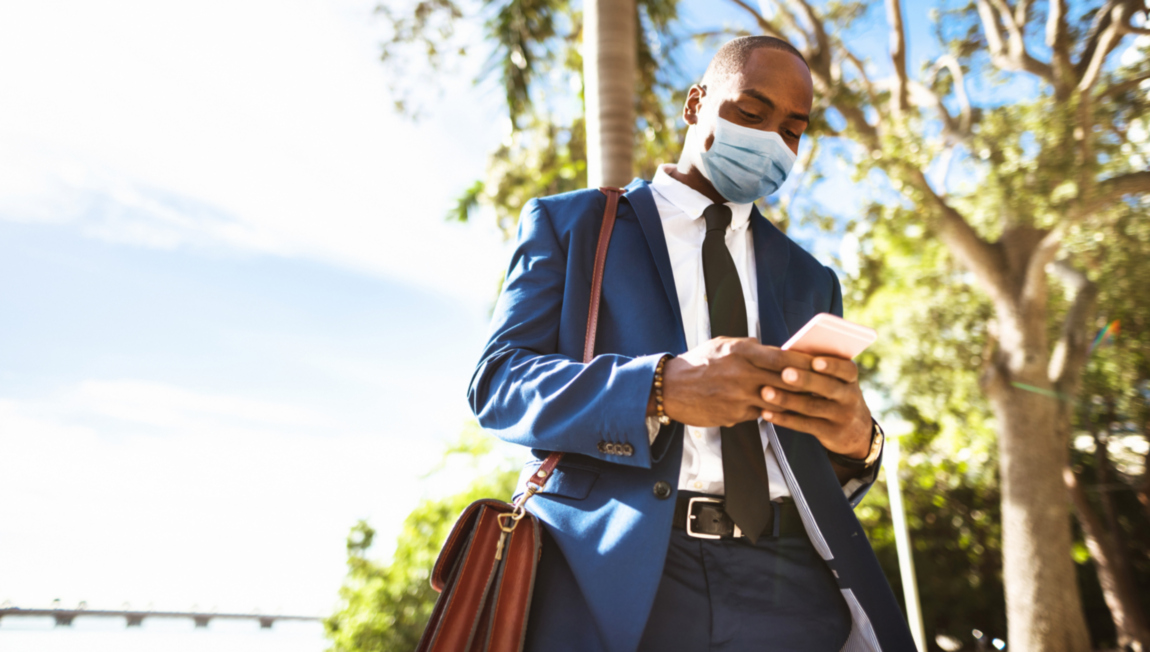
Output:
[
  {"left": 763, "top": 387, "right": 776, "bottom": 400},
  {"left": 813, "top": 359, "right": 827, "bottom": 371},
  {"left": 762, "top": 411, "right": 773, "bottom": 420},
  {"left": 783, "top": 368, "right": 798, "bottom": 383}
]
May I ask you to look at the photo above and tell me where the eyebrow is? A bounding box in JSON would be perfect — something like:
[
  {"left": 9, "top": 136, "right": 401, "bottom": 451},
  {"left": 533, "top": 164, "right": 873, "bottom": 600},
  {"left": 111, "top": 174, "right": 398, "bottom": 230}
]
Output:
[{"left": 740, "top": 89, "right": 809, "bottom": 124}]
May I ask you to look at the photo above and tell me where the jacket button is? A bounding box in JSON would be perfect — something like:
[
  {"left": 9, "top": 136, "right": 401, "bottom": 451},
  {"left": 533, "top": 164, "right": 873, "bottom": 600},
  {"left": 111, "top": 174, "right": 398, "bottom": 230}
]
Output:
[{"left": 653, "top": 481, "right": 672, "bottom": 500}]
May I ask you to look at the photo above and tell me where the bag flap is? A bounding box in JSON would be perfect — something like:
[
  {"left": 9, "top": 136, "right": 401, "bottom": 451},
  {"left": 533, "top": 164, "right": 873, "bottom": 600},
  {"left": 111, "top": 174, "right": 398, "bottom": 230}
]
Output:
[{"left": 431, "top": 499, "right": 511, "bottom": 592}]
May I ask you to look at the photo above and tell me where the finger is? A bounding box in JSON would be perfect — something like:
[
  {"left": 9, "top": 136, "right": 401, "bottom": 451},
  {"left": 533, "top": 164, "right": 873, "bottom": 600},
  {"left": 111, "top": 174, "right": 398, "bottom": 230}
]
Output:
[
  {"left": 760, "top": 409, "right": 833, "bottom": 439},
  {"left": 778, "top": 366, "right": 848, "bottom": 401},
  {"left": 811, "top": 356, "right": 859, "bottom": 384},
  {"left": 760, "top": 386, "right": 838, "bottom": 420},
  {"left": 739, "top": 343, "right": 813, "bottom": 373}
]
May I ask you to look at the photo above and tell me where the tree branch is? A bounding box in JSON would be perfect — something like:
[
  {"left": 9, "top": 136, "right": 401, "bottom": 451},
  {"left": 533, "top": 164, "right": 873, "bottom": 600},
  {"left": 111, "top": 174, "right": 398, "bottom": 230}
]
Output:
[
  {"left": 1017, "top": 226, "right": 1063, "bottom": 328},
  {"left": 885, "top": 0, "right": 910, "bottom": 116},
  {"left": 975, "top": 0, "right": 1054, "bottom": 82},
  {"left": 784, "top": 0, "right": 833, "bottom": 84},
  {"left": 1047, "top": 260, "right": 1098, "bottom": 390},
  {"left": 752, "top": 1, "right": 879, "bottom": 147},
  {"left": 1071, "top": 170, "right": 1150, "bottom": 219},
  {"left": 765, "top": 0, "right": 812, "bottom": 50},
  {"left": 1076, "top": 0, "right": 1143, "bottom": 94},
  {"left": 1139, "top": 428, "right": 1150, "bottom": 525},
  {"left": 976, "top": 0, "right": 1008, "bottom": 59},
  {"left": 788, "top": 0, "right": 830, "bottom": 54},
  {"left": 936, "top": 55, "right": 973, "bottom": 135},
  {"left": 1046, "top": 0, "right": 1075, "bottom": 88},
  {"left": 729, "top": 0, "right": 788, "bottom": 40},
  {"left": 1013, "top": 0, "right": 1034, "bottom": 27},
  {"left": 910, "top": 54, "right": 974, "bottom": 142},
  {"left": 1100, "top": 71, "right": 1150, "bottom": 98},
  {"left": 908, "top": 168, "right": 1009, "bottom": 299},
  {"left": 908, "top": 80, "right": 959, "bottom": 135},
  {"left": 841, "top": 49, "right": 879, "bottom": 108},
  {"left": 1064, "top": 465, "right": 1150, "bottom": 648}
]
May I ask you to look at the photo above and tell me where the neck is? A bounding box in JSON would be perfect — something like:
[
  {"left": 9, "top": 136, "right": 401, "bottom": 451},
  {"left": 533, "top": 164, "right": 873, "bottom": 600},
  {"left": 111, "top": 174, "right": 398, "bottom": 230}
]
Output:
[{"left": 670, "top": 152, "right": 726, "bottom": 205}]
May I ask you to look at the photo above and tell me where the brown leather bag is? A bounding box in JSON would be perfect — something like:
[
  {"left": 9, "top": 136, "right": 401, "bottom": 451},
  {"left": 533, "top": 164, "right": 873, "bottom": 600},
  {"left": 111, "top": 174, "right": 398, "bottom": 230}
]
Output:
[{"left": 415, "top": 187, "right": 625, "bottom": 652}]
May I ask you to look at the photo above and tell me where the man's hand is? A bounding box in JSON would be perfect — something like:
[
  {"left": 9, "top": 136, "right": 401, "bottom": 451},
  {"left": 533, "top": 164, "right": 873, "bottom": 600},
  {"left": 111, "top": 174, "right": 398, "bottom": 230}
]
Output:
[
  {"left": 754, "top": 351, "right": 872, "bottom": 459},
  {"left": 649, "top": 337, "right": 873, "bottom": 461},
  {"left": 653, "top": 337, "right": 780, "bottom": 428}
]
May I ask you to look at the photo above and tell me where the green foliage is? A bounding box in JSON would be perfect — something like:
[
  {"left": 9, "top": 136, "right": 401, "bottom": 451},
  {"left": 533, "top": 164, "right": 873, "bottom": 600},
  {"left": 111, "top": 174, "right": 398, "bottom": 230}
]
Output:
[
  {"left": 847, "top": 196, "right": 1007, "bottom": 644},
  {"left": 376, "top": 0, "right": 689, "bottom": 225},
  {"left": 860, "top": 455, "right": 1007, "bottom": 643},
  {"left": 325, "top": 426, "right": 520, "bottom": 652},
  {"left": 368, "top": 0, "right": 1150, "bottom": 648}
]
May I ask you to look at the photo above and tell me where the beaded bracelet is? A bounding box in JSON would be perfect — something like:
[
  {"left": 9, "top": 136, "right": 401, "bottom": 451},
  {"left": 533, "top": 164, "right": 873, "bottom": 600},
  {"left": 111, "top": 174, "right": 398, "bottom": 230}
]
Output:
[{"left": 654, "top": 354, "right": 673, "bottom": 425}]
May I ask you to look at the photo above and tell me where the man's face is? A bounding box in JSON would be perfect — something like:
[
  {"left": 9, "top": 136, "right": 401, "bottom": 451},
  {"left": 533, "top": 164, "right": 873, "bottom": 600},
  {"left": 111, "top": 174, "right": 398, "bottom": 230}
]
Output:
[{"left": 684, "top": 48, "right": 814, "bottom": 162}]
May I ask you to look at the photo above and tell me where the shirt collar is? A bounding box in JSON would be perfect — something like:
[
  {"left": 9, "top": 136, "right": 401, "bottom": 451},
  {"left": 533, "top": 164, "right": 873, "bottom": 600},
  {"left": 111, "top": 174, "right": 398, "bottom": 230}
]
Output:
[{"left": 651, "top": 164, "right": 754, "bottom": 231}]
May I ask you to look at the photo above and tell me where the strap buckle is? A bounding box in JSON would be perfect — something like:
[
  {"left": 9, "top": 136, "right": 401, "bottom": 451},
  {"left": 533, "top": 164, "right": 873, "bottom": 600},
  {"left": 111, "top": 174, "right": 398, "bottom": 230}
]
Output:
[{"left": 686, "top": 496, "right": 730, "bottom": 539}]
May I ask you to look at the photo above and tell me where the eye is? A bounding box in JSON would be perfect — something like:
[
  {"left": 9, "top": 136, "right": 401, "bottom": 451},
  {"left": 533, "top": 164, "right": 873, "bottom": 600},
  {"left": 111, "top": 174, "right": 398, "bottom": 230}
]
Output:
[
  {"left": 738, "top": 108, "right": 760, "bottom": 121},
  {"left": 783, "top": 129, "right": 801, "bottom": 140}
]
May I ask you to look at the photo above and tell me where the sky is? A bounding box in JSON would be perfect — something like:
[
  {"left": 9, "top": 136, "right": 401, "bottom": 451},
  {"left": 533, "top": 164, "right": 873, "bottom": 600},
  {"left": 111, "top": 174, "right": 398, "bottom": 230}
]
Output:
[
  {"left": 5, "top": 0, "right": 1129, "bottom": 628},
  {"left": 0, "top": 0, "right": 946, "bottom": 622},
  {"left": 0, "top": 0, "right": 514, "bottom": 618}
]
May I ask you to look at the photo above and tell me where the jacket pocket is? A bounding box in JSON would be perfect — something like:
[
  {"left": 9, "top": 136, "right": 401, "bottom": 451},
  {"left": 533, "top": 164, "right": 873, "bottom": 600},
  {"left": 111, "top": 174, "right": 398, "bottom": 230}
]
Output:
[{"left": 516, "top": 460, "right": 601, "bottom": 501}]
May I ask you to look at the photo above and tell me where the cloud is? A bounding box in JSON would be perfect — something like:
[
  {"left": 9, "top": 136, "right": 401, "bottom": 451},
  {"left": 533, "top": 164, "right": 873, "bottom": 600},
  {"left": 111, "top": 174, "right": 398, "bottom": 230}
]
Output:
[
  {"left": 0, "top": 380, "right": 444, "bottom": 615},
  {"left": 71, "top": 380, "right": 338, "bottom": 432},
  {"left": 0, "top": 0, "right": 512, "bottom": 305}
]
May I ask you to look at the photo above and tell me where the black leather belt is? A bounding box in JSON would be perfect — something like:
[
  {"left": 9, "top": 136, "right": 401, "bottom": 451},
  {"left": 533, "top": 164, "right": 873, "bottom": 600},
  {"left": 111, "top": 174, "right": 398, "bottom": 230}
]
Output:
[{"left": 673, "top": 492, "right": 805, "bottom": 539}]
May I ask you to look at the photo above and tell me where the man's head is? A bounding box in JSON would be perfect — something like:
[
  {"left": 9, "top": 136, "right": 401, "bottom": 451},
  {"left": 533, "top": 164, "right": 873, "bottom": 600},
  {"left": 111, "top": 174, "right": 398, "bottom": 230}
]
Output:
[{"left": 676, "top": 36, "right": 813, "bottom": 204}]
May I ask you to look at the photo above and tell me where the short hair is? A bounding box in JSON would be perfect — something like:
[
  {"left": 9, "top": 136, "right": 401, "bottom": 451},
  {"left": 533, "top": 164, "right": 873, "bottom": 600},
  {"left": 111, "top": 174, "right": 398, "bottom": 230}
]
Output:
[{"left": 701, "top": 36, "right": 808, "bottom": 89}]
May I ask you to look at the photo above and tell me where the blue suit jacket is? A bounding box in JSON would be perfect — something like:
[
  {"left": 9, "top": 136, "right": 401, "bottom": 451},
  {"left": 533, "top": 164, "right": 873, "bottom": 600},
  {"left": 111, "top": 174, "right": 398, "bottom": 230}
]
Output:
[{"left": 468, "top": 180, "right": 916, "bottom": 652}]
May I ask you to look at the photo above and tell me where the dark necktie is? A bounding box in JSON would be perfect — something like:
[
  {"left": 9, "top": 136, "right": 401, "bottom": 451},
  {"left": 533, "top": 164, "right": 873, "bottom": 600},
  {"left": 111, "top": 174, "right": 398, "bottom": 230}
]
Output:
[{"left": 701, "top": 203, "right": 772, "bottom": 543}]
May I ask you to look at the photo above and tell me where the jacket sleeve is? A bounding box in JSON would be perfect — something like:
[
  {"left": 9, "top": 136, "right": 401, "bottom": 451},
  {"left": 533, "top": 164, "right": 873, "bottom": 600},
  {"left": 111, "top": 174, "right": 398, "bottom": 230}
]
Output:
[
  {"left": 467, "top": 198, "right": 667, "bottom": 469},
  {"left": 825, "top": 265, "right": 882, "bottom": 508}
]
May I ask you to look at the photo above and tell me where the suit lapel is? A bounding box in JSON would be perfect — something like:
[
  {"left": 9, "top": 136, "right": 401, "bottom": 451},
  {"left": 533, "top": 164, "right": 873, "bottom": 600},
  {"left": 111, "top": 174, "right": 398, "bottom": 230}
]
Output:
[
  {"left": 750, "top": 206, "right": 791, "bottom": 348},
  {"left": 624, "top": 180, "right": 687, "bottom": 353}
]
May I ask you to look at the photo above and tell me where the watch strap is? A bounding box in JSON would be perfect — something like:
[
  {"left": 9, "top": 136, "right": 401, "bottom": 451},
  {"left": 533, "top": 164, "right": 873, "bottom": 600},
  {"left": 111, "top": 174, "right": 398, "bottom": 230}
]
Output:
[{"left": 827, "top": 420, "right": 884, "bottom": 470}]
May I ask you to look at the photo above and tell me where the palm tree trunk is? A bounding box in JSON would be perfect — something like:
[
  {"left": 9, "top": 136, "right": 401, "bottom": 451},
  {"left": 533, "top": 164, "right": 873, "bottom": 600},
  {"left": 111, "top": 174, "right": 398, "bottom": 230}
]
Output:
[{"left": 583, "top": 0, "right": 635, "bottom": 188}]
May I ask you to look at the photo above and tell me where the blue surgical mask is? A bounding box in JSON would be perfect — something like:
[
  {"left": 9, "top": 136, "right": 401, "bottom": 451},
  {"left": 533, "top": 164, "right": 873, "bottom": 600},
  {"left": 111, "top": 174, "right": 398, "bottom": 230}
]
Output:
[{"left": 697, "top": 117, "right": 797, "bottom": 204}]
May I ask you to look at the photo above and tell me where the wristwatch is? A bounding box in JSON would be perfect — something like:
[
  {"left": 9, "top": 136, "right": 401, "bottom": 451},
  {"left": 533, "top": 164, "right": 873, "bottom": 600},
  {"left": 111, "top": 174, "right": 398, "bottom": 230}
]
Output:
[{"left": 826, "top": 420, "right": 884, "bottom": 470}]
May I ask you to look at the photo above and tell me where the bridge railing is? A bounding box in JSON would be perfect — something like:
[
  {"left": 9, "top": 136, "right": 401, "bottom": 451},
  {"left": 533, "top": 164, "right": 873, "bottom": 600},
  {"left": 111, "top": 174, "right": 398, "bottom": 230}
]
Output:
[{"left": 0, "top": 607, "right": 321, "bottom": 629}]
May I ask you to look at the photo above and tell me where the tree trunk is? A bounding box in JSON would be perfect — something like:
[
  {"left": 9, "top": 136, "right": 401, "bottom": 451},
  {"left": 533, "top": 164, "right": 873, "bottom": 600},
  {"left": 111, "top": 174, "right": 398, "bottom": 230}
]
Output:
[
  {"left": 1139, "top": 424, "right": 1150, "bottom": 527},
  {"left": 1065, "top": 466, "right": 1150, "bottom": 652},
  {"left": 583, "top": 0, "right": 635, "bottom": 188},
  {"left": 989, "top": 365, "right": 1092, "bottom": 651}
]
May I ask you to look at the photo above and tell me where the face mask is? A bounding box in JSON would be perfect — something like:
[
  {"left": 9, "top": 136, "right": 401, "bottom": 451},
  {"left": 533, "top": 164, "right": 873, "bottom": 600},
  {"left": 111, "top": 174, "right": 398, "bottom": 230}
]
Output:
[{"left": 697, "top": 117, "right": 797, "bottom": 204}]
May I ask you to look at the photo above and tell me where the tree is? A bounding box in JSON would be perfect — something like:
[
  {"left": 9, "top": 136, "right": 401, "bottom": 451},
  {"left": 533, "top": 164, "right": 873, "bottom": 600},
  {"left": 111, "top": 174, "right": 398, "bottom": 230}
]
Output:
[
  {"left": 325, "top": 426, "right": 519, "bottom": 651},
  {"left": 372, "top": 1, "right": 1150, "bottom": 648},
  {"left": 713, "top": 1, "right": 1149, "bottom": 647},
  {"left": 374, "top": 0, "right": 680, "bottom": 229},
  {"left": 1061, "top": 203, "right": 1150, "bottom": 650}
]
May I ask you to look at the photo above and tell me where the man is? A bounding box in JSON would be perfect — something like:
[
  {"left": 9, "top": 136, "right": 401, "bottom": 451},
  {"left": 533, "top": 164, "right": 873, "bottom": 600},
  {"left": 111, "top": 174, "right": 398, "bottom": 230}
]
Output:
[{"left": 468, "top": 36, "right": 915, "bottom": 652}]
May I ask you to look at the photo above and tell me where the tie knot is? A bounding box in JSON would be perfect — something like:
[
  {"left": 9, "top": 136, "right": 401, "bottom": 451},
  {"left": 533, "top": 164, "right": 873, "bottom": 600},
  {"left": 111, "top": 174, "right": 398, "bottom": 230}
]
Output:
[{"left": 703, "top": 204, "right": 732, "bottom": 234}]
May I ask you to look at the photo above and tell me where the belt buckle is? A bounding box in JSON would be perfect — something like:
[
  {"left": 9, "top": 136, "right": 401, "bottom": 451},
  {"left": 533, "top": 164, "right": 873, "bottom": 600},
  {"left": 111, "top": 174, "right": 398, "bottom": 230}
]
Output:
[{"left": 686, "top": 496, "right": 725, "bottom": 540}]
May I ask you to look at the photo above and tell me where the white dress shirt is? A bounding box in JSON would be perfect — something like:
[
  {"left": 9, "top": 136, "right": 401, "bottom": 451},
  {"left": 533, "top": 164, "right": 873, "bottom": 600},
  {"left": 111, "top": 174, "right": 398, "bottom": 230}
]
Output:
[{"left": 646, "top": 164, "right": 790, "bottom": 499}]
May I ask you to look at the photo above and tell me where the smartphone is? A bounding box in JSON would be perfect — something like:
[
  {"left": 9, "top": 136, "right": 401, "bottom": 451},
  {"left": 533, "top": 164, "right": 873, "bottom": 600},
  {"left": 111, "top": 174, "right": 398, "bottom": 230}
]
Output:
[{"left": 780, "top": 313, "right": 876, "bottom": 359}]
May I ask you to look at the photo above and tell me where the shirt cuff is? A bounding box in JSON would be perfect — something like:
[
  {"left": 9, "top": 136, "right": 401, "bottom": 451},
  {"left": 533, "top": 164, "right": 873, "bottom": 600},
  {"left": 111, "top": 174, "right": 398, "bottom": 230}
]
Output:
[{"left": 645, "top": 416, "right": 661, "bottom": 444}]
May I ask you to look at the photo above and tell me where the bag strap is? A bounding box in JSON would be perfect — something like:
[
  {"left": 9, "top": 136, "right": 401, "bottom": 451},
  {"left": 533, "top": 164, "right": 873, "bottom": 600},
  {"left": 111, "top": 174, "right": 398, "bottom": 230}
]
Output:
[{"left": 525, "top": 186, "right": 625, "bottom": 492}]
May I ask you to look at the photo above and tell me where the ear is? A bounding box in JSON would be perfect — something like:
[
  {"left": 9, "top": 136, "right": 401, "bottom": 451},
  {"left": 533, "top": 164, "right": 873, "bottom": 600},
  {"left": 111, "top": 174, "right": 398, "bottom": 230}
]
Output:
[{"left": 682, "top": 84, "right": 707, "bottom": 125}]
